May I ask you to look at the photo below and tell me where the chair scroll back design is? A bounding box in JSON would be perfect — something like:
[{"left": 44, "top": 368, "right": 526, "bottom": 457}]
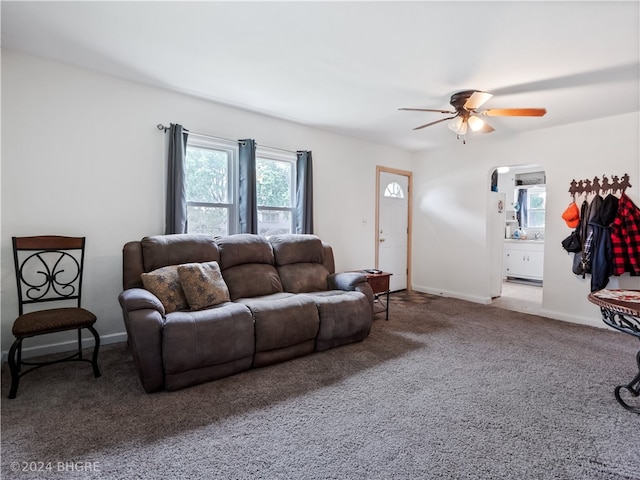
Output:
[{"left": 8, "top": 236, "right": 101, "bottom": 399}]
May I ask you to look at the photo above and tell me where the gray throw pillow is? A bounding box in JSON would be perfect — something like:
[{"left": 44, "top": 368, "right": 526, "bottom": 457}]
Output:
[
  {"left": 177, "top": 261, "right": 231, "bottom": 310},
  {"left": 141, "top": 265, "right": 188, "bottom": 313}
]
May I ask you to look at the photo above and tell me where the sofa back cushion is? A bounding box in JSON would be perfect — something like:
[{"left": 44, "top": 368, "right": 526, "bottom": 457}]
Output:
[
  {"left": 216, "top": 234, "right": 274, "bottom": 269},
  {"left": 269, "top": 234, "right": 330, "bottom": 293},
  {"left": 269, "top": 234, "right": 324, "bottom": 265},
  {"left": 216, "top": 234, "right": 283, "bottom": 300},
  {"left": 142, "top": 234, "right": 220, "bottom": 273},
  {"left": 277, "top": 263, "right": 329, "bottom": 293}
]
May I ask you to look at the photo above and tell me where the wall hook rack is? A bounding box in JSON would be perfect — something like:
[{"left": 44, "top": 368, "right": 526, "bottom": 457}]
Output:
[{"left": 569, "top": 173, "right": 632, "bottom": 197}]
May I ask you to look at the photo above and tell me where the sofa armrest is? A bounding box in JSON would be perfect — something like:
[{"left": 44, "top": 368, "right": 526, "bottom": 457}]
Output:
[
  {"left": 329, "top": 271, "right": 367, "bottom": 290},
  {"left": 118, "top": 288, "right": 166, "bottom": 393},
  {"left": 329, "top": 272, "right": 374, "bottom": 310},
  {"left": 119, "top": 287, "right": 165, "bottom": 315}
]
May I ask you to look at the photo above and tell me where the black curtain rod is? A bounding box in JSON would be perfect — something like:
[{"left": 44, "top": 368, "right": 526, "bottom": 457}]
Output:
[{"left": 157, "top": 124, "right": 302, "bottom": 155}]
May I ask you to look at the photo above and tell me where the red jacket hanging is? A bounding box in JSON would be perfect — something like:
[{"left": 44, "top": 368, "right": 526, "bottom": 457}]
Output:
[{"left": 610, "top": 192, "right": 640, "bottom": 276}]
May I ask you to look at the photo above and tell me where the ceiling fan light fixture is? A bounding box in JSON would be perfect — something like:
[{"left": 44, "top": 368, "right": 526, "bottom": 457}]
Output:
[
  {"left": 467, "top": 115, "right": 485, "bottom": 132},
  {"left": 448, "top": 117, "right": 467, "bottom": 134}
]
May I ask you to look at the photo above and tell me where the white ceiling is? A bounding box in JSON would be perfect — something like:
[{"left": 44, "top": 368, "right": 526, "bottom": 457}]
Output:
[{"left": 2, "top": 1, "right": 639, "bottom": 151}]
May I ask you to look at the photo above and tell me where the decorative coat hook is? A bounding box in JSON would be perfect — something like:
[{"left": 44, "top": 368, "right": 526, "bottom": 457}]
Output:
[{"left": 569, "top": 173, "right": 631, "bottom": 197}]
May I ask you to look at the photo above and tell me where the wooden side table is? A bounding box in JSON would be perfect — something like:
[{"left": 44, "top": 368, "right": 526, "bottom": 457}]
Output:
[
  {"left": 588, "top": 289, "right": 640, "bottom": 414},
  {"left": 362, "top": 271, "right": 392, "bottom": 320}
]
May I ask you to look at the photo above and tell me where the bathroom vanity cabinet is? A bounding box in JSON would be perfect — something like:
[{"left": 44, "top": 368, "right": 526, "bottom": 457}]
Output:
[{"left": 503, "top": 240, "right": 544, "bottom": 281}]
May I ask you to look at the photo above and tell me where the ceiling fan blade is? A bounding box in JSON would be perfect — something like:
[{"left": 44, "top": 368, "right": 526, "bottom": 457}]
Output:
[
  {"left": 399, "top": 107, "right": 456, "bottom": 114},
  {"left": 464, "top": 91, "right": 493, "bottom": 110},
  {"left": 413, "top": 116, "right": 457, "bottom": 130},
  {"left": 482, "top": 108, "right": 547, "bottom": 117},
  {"left": 478, "top": 121, "right": 495, "bottom": 134}
]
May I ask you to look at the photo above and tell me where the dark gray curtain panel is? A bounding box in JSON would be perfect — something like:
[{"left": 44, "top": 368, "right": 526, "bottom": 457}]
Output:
[
  {"left": 296, "top": 151, "right": 314, "bottom": 234},
  {"left": 239, "top": 139, "right": 258, "bottom": 234},
  {"left": 165, "top": 124, "right": 189, "bottom": 234}
]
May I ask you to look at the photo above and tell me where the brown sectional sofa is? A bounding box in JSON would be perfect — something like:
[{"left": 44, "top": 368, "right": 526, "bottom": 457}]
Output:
[{"left": 118, "top": 233, "right": 374, "bottom": 393}]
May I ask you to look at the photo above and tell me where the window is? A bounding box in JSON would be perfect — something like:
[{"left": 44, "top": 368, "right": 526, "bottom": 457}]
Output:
[
  {"left": 185, "top": 136, "right": 238, "bottom": 235},
  {"left": 256, "top": 148, "right": 296, "bottom": 236},
  {"left": 184, "top": 138, "right": 298, "bottom": 236},
  {"left": 517, "top": 185, "right": 546, "bottom": 229},
  {"left": 384, "top": 181, "right": 405, "bottom": 199},
  {"left": 526, "top": 186, "right": 546, "bottom": 228}
]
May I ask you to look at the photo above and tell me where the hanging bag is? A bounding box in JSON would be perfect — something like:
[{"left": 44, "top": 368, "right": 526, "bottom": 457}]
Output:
[{"left": 561, "top": 230, "right": 581, "bottom": 253}]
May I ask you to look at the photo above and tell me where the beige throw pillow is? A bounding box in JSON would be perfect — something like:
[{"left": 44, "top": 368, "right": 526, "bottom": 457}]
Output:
[
  {"left": 177, "top": 261, "right": 231, "bottom": 310},
  {"left": 141, "top": 265, "right": 188, "bottom": 313}
]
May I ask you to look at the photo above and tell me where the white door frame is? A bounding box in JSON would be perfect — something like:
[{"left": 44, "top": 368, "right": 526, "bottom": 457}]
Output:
[{"left": 375, "top": 165, "right": 413, "bottom": 292}]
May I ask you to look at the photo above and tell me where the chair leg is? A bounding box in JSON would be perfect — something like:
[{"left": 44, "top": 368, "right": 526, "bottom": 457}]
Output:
[
  {"left": 7, "top": 338, "right": 23, "bottom": 399},
  {"left": 87, "top": 326, "right": 101, "bottom": 378},
  {"left": 77, "top": 329, "right": 83, "bottom": 360}
]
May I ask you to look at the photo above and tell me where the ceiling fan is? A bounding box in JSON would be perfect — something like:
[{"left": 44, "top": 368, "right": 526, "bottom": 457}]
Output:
[{"left": 399, "top": 90, "right": 547, "bottom": 143}]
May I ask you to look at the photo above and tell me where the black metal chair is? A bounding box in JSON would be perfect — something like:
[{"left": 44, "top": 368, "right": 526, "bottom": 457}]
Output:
[{"left": 7, "top": 235, "right": 101, "bottom": 399}]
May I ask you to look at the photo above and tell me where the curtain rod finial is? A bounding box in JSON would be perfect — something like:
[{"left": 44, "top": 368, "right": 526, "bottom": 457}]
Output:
[{"left": 157, "top": 124, "right": 167, "bottom": 131}]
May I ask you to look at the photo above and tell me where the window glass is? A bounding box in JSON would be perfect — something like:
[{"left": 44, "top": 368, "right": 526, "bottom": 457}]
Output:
[
  {"left": 186, "top": 205, "right": 229, "bottom": 236},
  {"left": 185, "top": 138, "right": 237, "bottom": 235},
  {"left": 527, "top": 186, "right": 546, "bottom": 228},
  {"left": 185, "top": 146, "right": 228, "bottom": 203},
  {"left": 256, "top": 150, "right": 296, "bottom": 236},
  {"left": 384, "top": 182, "right": 405, "bottom": 199}
]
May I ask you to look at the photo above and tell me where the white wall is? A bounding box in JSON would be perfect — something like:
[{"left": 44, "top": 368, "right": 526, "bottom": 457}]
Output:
[
  {"left": 3, "top": 50, "right": 639, "bottom": 359},
  {"left": 1, "top": 50, "right": 412, "bottom": 357},
  {"left": 411, "top": 112, "right": 640, "bottom": 328}
]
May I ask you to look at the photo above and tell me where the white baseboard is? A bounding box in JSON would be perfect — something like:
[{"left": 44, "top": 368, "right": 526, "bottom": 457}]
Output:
[
  {"left": 410, "top": 285, "right": 610, "bottom": 330},
  {"left": 537, "top": 308, "right": 609, "bottom": 331},
  {"left": 1, "top": 332, "right": 128, "bottom": 363},
  {"left": 412, "top": 285, "right": 493, "bottom": 305}
]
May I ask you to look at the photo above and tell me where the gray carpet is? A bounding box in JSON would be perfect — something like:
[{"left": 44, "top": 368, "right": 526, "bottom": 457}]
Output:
[{"left": 2, "top": 292, "right": 639, "bottom": 479}]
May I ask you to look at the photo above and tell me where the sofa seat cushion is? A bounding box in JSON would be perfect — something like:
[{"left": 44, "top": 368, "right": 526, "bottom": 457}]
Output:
[
  {"left": 237, "top": 293, "right": 319, "bottom": 365},
  {"left": 277, "top": 263, "right": 329, "bottom": 293},
  {"left": 162, "top": 302, "right": 254, "bottom": 375},
  {"left": 302, "top": 291, "right": 373, "bottom": 351}
]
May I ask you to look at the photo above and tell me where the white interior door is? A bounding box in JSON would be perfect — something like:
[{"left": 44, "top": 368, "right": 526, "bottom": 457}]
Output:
[{"left": 378, "top": 171, "right": 408, "bottom": 291}]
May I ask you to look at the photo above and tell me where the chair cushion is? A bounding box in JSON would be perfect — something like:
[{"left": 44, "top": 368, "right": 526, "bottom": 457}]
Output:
[
  {"left": 177, "top": 261, "right": 231, "bottom": 310},
  {"left": 141, "top": 265, "right": 188, "bottom": 313},
  {"left": 13, "top": 307, "right": 96, "bottom": 337}
]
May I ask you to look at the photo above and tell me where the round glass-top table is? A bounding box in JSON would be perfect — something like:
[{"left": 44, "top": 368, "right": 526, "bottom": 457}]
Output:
[{"left": 588, "top": 289, "right": 640, "bottom": 414}]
